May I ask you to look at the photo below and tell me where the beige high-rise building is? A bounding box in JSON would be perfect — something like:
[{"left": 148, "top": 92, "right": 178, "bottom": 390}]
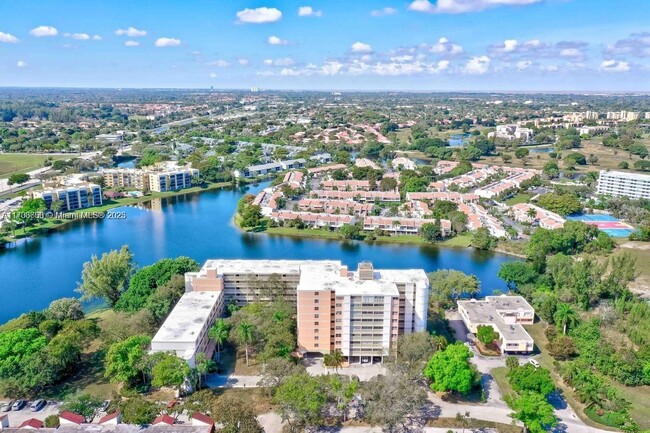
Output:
[
  {"left": 103, "top": 168, "right": 148, "bottom": 190},
  {"left": 183, "top": 260, "right": 430, "bottom": 362},
  {"left": 101, "top": 167, "right": 199, "bottom": 192}
]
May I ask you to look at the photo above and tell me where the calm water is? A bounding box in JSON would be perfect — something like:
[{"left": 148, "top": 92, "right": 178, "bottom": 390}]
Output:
[
  {"left": 0, "top": 183, "right": 517, "bottom": 324},
  {"left": 448, "top": 133, "right": 471, "bottom": 147}
]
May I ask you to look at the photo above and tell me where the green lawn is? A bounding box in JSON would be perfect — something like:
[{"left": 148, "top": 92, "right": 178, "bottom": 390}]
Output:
[
  {"left": 504, "top": 193, "right": 532, "bottom": 206},
  {"left": 610, "top": 382, "right": 650, "bottom": 430},
  {"left": 0, "top": 153, "right": 68, "bottom": 178},
  {"left": 491, "top": 366, "right": 515, "bottom": 398}
]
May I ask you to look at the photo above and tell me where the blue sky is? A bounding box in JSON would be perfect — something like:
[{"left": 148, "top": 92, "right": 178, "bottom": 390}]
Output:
[{"left": 1, "top": 0, "right": 649, "bottom": 91}]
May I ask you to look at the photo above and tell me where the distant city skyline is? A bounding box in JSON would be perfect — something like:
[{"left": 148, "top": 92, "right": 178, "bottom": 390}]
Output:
[{"left": 1, "top": 0, "right": 649, "bottom": 91}]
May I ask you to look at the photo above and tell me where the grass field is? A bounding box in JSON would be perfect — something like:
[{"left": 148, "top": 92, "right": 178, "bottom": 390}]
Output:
[
  {"left": 0, "top": 153, "right": 68, "bottom": 178},
  {"left": 616, "top": 241, "right": 650, "bottom": 298},
  {"left": 504, "top": 193, "right": 532, "bottom": 206},
  {"left": 491, "top": 367, "right": 515, "bottom": 398}
]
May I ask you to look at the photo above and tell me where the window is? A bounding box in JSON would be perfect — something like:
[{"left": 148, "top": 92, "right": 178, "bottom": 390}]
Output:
[
  {"left": 314, "top": 314, "right": 319, "bottom": 318},
  {"left": 314, "top": 299, "right": 319, "bottom": 304},
  {"left": 314, "top": 343, "right": 319, "bottom": 348},
  {"left": 314, "top": 322, "right": 319, "bottom": 326},
  {"left": 314, "top": 336, "right": 319, "bottom": 340},
  {"left": 314, "top": 306, "right": 319, "bottom": 311}
]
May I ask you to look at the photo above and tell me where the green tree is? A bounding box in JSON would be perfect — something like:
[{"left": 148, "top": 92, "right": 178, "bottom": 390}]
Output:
[
  {"left": 76, "top": 245, "right": 135, "bottom": 306},
  {"left": 506, "top": 391, "right": 558, "bottom": 433},
  {"left": 362, "top": 372, "right": 427, "bottom": 432},
  {"left": 104, "top": 335, "right": 152, "bottom": 386},
  {"left": 476, "top": 325, "right": 499, "bottom": 345},
  {"left": 506, "top": 356, "right": 519, "bottom": 370},
  {"left": 0, "top": 328, "right": 47, "bottom": 379},
  {"left": 274, "top": 373, "right": 326, "bottom": 429},
  {"left": 213, "top": 395, "right": 264, "bottom": 433},
  {"left": 237, "top": 322, "right": 254, "bottom": 367},
  {"left": 554, "top": 303, "right": 579, "bottom": 335},
  {"left": 151, "top": 353, "right": 190, "bottom": 389},
  {"left": 193, "top": 352, "right": 214, "bottom": 390},
  {"left": 515, "top": 148, "right": 530, "bottom": 160},
  {"left": 339, "top": 223, "right": 361, "bottom": 239},
  {"left": 62, "top": 392, "right": 103, "bottom": 422},
  {"left": 537, "top": 193, "right": 582, "bottom": 216},
  {"left": 11, "top": 198, "right": 46, "bottom": 233},
  {"left": 498, "top": 262, "right": 538, "bottom": 291},
  {"left": 394, "top": 332, "right": 438, "bottom": 378},
  {"left": 423, "top": 342, "right": 480, "bottom": 394},
  {"left": 208, "top": 318, "right": 230, "bottom": 363},
  {"left": 420, "top": 221, "right": 442, "bottom": 243},
  {"left": 472, "top": 227, "right": 497, "bottom": 249},
  {"left": 118, "top": 395, "right": 161, "bottom": 425},
  {"left": 428, "top": 270, "right": 480, "bottom": 309},
  {"left": 46, "top": 298, "right": 84, "bottom": 321},
  {"left": 323, "top": 349, "right": 345, "bottom": 373},
  {"left": 7, "top": 172, "right": 30, "bottom": 186},
  {"left": 508, "top": 364, "right": 555, "bottom": 397}
]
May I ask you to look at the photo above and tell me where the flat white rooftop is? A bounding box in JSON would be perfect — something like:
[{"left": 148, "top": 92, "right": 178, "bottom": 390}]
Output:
[
  {"left": 600, "top": 170, "right": 650, "bottom": 181},
  {"left": 152, "top": 291, "right": 219, "bottom": 345}
]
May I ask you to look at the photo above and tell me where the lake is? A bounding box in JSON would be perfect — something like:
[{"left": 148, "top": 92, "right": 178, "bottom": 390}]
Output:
[
  {"left": 0, "top": 183, "right": 518, "bottom": 324},
  {"left": 448, "top": 133, "right": 471, "bottom": 147}
]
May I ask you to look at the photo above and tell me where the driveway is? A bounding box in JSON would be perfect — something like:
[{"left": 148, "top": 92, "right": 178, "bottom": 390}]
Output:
[{"left": 304, "top": 358, "right": 386, "bottom": 381}]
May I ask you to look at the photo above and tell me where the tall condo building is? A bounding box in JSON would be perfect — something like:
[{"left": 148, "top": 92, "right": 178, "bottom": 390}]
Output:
[
  {"left": 177, "top": 260, "right": 430, "bottom": 363},
  {"left": 597, "top": 170, "right": 650, "bottom": 200}
]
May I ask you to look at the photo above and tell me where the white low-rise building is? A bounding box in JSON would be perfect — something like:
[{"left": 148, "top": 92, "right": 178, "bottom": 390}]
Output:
[{"left": 458, "top": 295, "right": 535, "bottom": 354}]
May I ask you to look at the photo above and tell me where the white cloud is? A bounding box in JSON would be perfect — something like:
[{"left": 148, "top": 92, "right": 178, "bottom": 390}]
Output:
[
  {"left": 463, "top": 55, "right": 490, "bottom": 74},
  {"left": 154, "top": 37, "right": 181, "bottom": 47},
  {"left": 16, "top": 60, "right": 27, "bottom": 68},
  {"left": 600, "top": 59, "right": 630, "bottom": 72},
  {"left": 559, "top": 48, "right": 581, "bottom": 58},
  {"left": 429, "top": 36, "right": 464, "bottom": 55},
  {"left": 371, "top": 7, "right": 397, "bottom": 16},
  {"left": 71, "top": 33, "right": 90, "bottom": 40},
  {"left": 408, "top": 0, "right": 542, "bottom": 14},
  {"left": 92, "top": 35, "right": 102, "bottom": 41},
  {"left": 238, "top": 58, "right": 250, "bottom": 66},
  {"left": 298, "top": 6, "right": 322, "bottom": 17},
  {"left": 351, "top": 42, "right": 373, "bottom": 53},
  {"left": 125, "top": 40, "right": 139, "bottom": 47},
  {"left": 209, "top": 72, "right": 218, "bottom": 78},
  {"left": 281, "top": 67, "right": 302, "bottom": 76},
  {"left": 268, "top": 35, "right": 288, "bottom": 45},
  {"left": 502, "top": 39, "right": 518, "bottom": 52},
  {"left": 0, "top": 32, "right": 18, "bottom": 43},
  {"left": 516, "top": 60, "right": 532, "bottom": 70},
  {"left": 206, "top": 59, "right": 230, "bottom": 67},
  {"left": 606, "top": 32, "right": 650, "bottom": 58},
  {"left": 115, "top": 27, "right": 147, "bottom": 37},
  {"left": 263, "top": 57, "right": 294, "bottom": 66},
  {"left": 30, "top": 26, "right": 58, "bottom": 37},
  {"left": 236, "top": 7, "right": 282, "bottom": 23}
]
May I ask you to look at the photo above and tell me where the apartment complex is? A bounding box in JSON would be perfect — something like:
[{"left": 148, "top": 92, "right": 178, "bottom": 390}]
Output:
[
  {"left": 458, "top": 295, "right": 535, "bottom": 354},
  {"left": 181, "top": 260, "right": 429, "bottom": 362},
  {"left": 102, "top": 166, "right": 199, "bottom": 193},
  {"left": 150, "top": 290, "right": 224, "bottom": 367},
  {"left": 597, "top": 170, "right": 650, "bottom": 200},
  {"left": 33, "top": 182, "right": 103, "bottom": 211}
]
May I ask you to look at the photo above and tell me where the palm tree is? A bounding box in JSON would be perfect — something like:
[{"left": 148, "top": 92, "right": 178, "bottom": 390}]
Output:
[
  {"left": 237, "top": 322, "right": 254, "bottom": 366},
  {"left": 208, "top": 319, "right": 230, "bottom": 363},
  {"left": 324, "top": 350, "right": 345, "bottom": 373},
  {"left": 527, "top": 208, "right": 537, "bottom": 221},
  {"left": 554, "top": 303, "right": 580, "bottom": 335},
  {"left": 194, "top": 352, "right": 214, "bottom": 389},
  {"left": 432, "top": 335, "right": 448, "bottom": 351}
]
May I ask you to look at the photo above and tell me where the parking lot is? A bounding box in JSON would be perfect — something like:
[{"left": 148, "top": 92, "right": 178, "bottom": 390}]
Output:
[{"left": 0, "top": 400, "right": 62, "bottom": 426}]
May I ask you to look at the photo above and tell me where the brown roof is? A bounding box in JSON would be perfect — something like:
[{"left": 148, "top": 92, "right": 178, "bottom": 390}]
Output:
[
  {"left": 191, "top": 412, "right": 214, "bottom": 426},
  {"left": 18, "top": 419, "right": 44, "bottom": 429},
  {"left": 152, "top": 414, "right": 175, "bottom": 426},
  {"left": 98, "top": 411, "right": 121, "bottom": 424},
  {"left": 59, "top": 411, "right": 84, "bottom": 424}
]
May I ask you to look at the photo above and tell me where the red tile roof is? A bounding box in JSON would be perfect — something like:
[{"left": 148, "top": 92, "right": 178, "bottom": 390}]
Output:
[
  {"left": 59, "top": 411, "right": 84, "bottom": 424},
  {"left": 18, "top": 418, "right": 44, "bottom": 429},
  {"left": 98, "top": 411, "right": 121, "bottom": 424},
  {"left": 191, "top": 412, "right": 214, "bottom": 426},
  {"left": 152, "top": 414, "right": 175, "bottom": 426}
]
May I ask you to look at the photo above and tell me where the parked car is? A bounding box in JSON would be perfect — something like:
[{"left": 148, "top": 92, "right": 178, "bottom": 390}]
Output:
[
  {"left": 100, "top": 400, "right": 111, "bottom": 412},
  {"left": 529, "top": 359, "right": 541, "bottom": 368},
  {"left": 12, "top": 400, "right": 26, "bottom": 411},
  {"left": 30, "top": 400, "right": 46, "bottom": 412},
  {"left": 1, "top": 400, "right": 14, "bottom": 412}
]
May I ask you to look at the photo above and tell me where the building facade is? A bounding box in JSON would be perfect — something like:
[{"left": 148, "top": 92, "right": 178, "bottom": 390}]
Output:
[
  {"left": 182, "top": 260, "right": 429, "bottom": 362},
  {"left": 34, "top": 183, "right": 103, "bottom": 211},
  {"left": 597, "top": 170, "right": 650, "bottom": 200},
  {"left": 101, "top": 166, "right": 199, "bottom": 193},
  {"left": 458, "top": 295, "right": 535, "bottom": 354}
]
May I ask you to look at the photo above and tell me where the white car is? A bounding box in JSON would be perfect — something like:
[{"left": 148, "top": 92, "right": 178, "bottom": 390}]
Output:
[{"left": 528, "top": 359, "right": 541, "bottom": 368}]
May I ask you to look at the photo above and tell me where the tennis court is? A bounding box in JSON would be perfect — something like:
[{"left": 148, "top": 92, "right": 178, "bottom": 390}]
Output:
[{"left": 566, "top": 214, "right": 634, "bottom": 237}]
